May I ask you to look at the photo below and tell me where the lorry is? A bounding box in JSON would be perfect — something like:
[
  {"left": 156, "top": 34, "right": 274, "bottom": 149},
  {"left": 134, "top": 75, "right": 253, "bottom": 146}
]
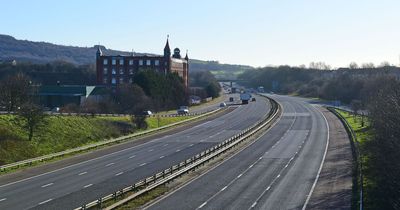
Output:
[{"left": 240, "top": 93, "right": 252, "bottom": 104}]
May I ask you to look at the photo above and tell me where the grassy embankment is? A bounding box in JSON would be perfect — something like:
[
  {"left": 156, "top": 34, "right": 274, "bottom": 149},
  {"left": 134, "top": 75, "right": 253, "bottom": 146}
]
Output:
[
  {"left": 0, "top": 115, "right": 191, "bottom": 165},
  {"left": 335, "top": 109, "right": 373, "bottom": 208}
]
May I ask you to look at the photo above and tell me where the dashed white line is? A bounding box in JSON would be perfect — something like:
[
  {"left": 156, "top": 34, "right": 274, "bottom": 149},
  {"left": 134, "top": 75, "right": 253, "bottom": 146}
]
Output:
[
  {"left": 148, "top": 149, "right": 154, "bottom": 152},
  {"left": 176, "top": 149, "right": 181, "bottom": 152},
  {"left": 84, "top": 184, "right": 93, "bottom": 188},
  {"left": 237, "top": 174, "right": 243, "bottom": 178},
  {"left": 221, "top": 186, "right": 227, "bottom": 191},
  {"left": 189, "top": 144, "right": 194, "bottom": 147},
  {"left": 41, "top": 183, "right": 54, "bottom": 188},
  {"left": 251, "top": 202, "right": 257, "bottom": 208},
  {"left": 115, "top": 172, "right": 124, "bottom": 176},
  {"left": 78, "top": 172, "right": 87, "bottom": 176},
  {"left": 139, "top": 163, "right": 147, "bottom": 166},
  {"left": 0, "top": 198, "right": 6, "bottom": 202},
  {"left": 249, "top": 164, "right": 254, "bottom": 168},
  {"left": 159, "top": 156, "right": 165, "bottom": 159},
  {"left": 163, "top": 144, "right": 168, "bottom": 147},
  {"left": 198, "top": 201, "right": 207, "bottom": 208},
  {"left": 259, "top": 157, "right": 263, "bottom": 160},
  {"left": 129, "top": 155, "right": 136, "bottom": 159},
  {"left": 266, "top": 186, "right": 271, "bottom": 191},
  {"left": 106, "top": 163, "right": 115, "bottom": 167},
  {"left": 277, "top": 174, "right": 281, "bottom": 178},
  {"left": 38, "top": 199, "right": 52, "bottom": 205}
]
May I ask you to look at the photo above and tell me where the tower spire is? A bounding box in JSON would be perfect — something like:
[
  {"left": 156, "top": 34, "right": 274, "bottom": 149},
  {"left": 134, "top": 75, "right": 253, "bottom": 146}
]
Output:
[
  {"left": 185, "top": 49, "right": 189, "bottom": 60},
  {"left": 164, "top": 34, "right": 171, "bottom": 57}
]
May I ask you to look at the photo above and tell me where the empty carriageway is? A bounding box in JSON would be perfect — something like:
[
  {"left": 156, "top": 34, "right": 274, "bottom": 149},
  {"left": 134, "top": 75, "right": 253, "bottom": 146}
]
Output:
[{"left": 146, "top": 94, "right": 329, "bottom": 210}]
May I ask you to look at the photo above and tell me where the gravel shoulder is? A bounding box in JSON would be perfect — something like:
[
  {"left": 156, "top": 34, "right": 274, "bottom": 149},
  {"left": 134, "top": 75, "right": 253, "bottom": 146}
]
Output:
[{"left": 307, "top": 107, "right": 353, "bottom": 209}]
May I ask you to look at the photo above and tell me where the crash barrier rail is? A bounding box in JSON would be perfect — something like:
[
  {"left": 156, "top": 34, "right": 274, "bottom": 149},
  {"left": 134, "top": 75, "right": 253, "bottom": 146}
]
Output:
[
  {"left": 0, "top": 109, "right": 216, "bottom": 118},
  {"left": 327, "top": 107, "right": 363, "bottom": 210},
  {"left": 0, "top": 108, "right": 223, "bottom": 172},
  {"left": 74, "top": 95, "right": 280, "bottom": 210}
]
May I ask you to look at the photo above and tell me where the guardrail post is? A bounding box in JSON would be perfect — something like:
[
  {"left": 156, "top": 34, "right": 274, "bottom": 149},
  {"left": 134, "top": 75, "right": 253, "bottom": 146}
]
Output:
[{"left": 98, "top": 198, "right": 102, "bottom": 209}]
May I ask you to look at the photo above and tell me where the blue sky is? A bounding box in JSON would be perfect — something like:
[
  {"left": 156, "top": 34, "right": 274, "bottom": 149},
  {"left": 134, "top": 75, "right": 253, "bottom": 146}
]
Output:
[{"left": 1, "top": 0, "right": 399, "bottom": 67}]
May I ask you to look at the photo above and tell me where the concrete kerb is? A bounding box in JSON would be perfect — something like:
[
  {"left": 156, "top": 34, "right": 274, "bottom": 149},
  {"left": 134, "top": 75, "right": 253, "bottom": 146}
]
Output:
[{"left": 74, "top": 95, "right": 280, "bottom": 210}]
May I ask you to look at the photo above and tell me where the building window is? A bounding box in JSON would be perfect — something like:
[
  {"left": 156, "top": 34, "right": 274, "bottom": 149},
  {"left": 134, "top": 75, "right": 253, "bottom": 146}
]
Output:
[
  {"left": 146, "top": 60, "right": 151, "bottom": 66},
  {"left": 119, "top": 78, "right": 124, "bottom": 84},
  {"left": 129, "top": 60, "right": 134, "bottom": 65},
  {"left": 119, "top": 58, "right": 124, "bottom": 65},
  {"left": 103, "top": 59, "right": 108, "bottom": 65},
  {"left": 129, "top": 78, "right": 133, "bottom": 84},
  {"left": 111, "top": 78, "right": 116, "bottom": 85},
  {"left": 103, "top": 67, "right": 108, "bottom": 74},
  {"left": 103, "top": 77, "right": 107, "bottom": 84},
  {"left": 112, "top": 58, "right": 116, "bottom": 65},
  {"left": 119, "top": 69, "right": 124, "bottom": 74},
  {"left": 155, "top": 60, "right": 159, "bottom": 66},
  {"left": 129, "top": 69, "right": 134, "bottom": 75},
  {"left": 139, "top": 60, "right": 143, "bottom": 66},
  {"left": 112, "top": 68, "right": 116, "bottom": 75}
]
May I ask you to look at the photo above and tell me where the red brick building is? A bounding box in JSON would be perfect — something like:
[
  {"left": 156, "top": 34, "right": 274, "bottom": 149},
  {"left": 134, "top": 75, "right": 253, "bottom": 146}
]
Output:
[{"left": 96, "top": 38, "right": 189, "bottom": 88}]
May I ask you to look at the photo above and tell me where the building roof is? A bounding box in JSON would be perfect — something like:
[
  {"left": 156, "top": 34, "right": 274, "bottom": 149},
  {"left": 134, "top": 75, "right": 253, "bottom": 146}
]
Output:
[{"left": 37, "top": 85, "right": 107, "bottom": 97}]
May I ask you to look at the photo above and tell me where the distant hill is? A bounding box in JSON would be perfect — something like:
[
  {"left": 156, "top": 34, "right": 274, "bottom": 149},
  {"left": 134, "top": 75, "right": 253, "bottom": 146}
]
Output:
[{"left": 0, "top": 34, "right": 254, "bottom": 74}]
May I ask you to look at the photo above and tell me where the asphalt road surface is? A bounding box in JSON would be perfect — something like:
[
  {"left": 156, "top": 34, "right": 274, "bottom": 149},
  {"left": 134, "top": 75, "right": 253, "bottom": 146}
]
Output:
[
  {"left": 147, "top": 94, "right": 329, "bottom": 210},
  {"left": 0, "top": 96, "right": 270, "bottom": 210}
]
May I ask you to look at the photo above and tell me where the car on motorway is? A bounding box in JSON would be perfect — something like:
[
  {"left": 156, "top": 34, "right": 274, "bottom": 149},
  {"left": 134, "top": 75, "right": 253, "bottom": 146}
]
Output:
[
  {"left": 252, "top": 98, "right": 256, "bottom": 102},
  {"left": 177, "top": 106, "right": 189, "bottom": 114},
  {"left": 220, "top": 102, "right": 227, "bottom": 107},
  {"left": 143, "top": 110, "right": 153, "bottom": 116}
]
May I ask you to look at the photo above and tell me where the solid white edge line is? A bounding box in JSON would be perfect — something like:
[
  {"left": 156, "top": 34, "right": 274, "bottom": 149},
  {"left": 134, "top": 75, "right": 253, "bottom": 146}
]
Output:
[
  {"left": 301, "top": 106, "right": 330, "bottom": 210},
  {"left": 198, "top": 201, "right": 207, "bottom": 208},
  {"left": 78, "top": 172, "right": 87, "bottom": 176},
  {"left": 0, "top": 198, "right": 7, "bottom": 202},
  {"left": 115, "top": 172, "right": 124, "bottom": 176}
]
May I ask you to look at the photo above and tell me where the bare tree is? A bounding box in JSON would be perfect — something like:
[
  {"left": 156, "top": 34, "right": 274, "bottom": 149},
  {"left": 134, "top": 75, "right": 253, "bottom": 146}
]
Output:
[
  {"left": 0, "top": 73, "right": 31, "bottom": 112},
  {"left": 349, "top": 62, "right": 359, "bottom": 69},
  {"left": 17, "top": 103, "right": 47, "bottom": 141},
  {"left": 361, "top": 62, "right": 375, "bottom": 68}
]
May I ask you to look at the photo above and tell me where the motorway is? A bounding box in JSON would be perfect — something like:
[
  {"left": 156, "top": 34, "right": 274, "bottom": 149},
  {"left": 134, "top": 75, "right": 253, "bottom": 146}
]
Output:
[
  {"left": 0, "top": 95, "right": 270, "bottom": 210},
  {"left": 146, "top": 94, "right": 329, "bottom": 210}
]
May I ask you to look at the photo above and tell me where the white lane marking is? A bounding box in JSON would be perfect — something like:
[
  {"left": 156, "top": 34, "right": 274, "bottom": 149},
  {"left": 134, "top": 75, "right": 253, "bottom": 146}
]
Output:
[
  {"left": 259, "top": 157, "right": 263, "bottom": 160},
  {"left": 38, "top": 199, "right": 52, "bottom": 205},
  {"left": 237, "top": 174, "right": 243, "bottom": 178},
  {"left": 115, "top": 172, "right": 124, "bottom": 176},
  {"left": 0, "top": 198, "right": 6, "bottom": 202},
  {"left": 140, "top": 163, "right": 147, "bottom": 166},
  {"left": 129, "top": 155, "right": 136, "bottom": 159},
  {"left": 249, "top": 164, "right": 254, "bottom": 168},
  {"left": 251, "top": 202, "right": 257, "bottom": 208},
  {"left": 159, "top": 156, "right": 165, "bottom": 159},
  {"left": 277, "top": 174, "right": 281, "bottom": 178},
  {"left": 106, "top": 163, "right": 115, "bottom": 167},
  {"left": 266, "top": 186, "right": 271, "bottom": 191},
  {"left": 198, "top": 201, "right": 207, "bottom": 208},
  {"left": 78, "top": 172, "right": 87, "bottom": 176},
  {"left": 200, "top": 139, "right": 206, "bottom": 142},
  {"left": 176, "top": 149, "right": 181, "bottom": 152},
  {"left": 221, "top": 186, "right": 227, "bottom": 191},
  {"left": 163, "top": 144, "right": 168, "bottom": 147},
  {"left": 84, "top": 184, "right": 93, "bottom": 188},
  {"left": 41, "top": 183, "right": 54, "bottom": 188},
  {"left": 302, "top": 106, "right": 330, "bottom": 210},
  {"left": 148, "top": 149, "right": 154, "bottom": 152},
  {"left": 189, "top": 144, "right": 194, "bottom": 147}
]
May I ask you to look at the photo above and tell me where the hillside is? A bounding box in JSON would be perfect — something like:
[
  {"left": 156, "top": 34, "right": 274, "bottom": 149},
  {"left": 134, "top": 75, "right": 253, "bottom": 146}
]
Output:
[{"left": 0, "top": 34, "right": 254, "bottom": 74}]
